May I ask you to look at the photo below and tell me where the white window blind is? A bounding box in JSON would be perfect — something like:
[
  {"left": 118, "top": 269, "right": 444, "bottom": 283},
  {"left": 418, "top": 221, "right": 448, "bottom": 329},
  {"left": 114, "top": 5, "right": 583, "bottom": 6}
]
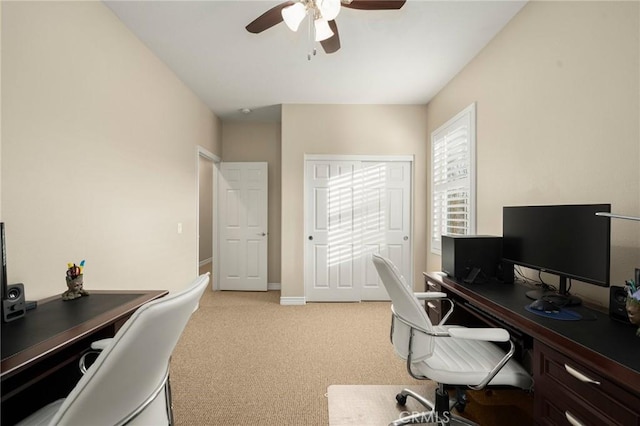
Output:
[{"left": 431, "top": 103, "right": 476, "bottom": 255}]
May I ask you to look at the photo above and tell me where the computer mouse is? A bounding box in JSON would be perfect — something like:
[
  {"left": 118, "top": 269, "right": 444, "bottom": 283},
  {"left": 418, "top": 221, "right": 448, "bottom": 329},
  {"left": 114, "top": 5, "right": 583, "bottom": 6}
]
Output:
[{"left": 528, "top": 299, "right": 560, "bottom": 313}]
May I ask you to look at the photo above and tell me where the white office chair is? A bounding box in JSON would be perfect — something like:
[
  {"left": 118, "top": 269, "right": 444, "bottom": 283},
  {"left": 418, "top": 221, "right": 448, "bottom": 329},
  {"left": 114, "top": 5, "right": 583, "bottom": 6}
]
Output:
[
  {"left": 371, "top": 254, "right": 532, "bottom": 426},
  {"left": 16, "top": 273, "right": 210, "bottom": 426}
]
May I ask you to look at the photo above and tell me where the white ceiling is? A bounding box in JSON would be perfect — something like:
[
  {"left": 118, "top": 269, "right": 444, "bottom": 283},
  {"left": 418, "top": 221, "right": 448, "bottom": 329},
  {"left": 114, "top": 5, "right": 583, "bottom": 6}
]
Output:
[{"left": 104, "top": 0, "right": 527, "bottom": 122}]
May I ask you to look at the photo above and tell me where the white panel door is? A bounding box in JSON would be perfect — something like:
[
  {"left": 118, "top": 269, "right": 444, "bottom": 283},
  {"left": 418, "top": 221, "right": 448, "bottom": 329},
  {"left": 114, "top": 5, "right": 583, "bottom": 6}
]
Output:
[
  {"left": 304, "top": 158, "right": 412, "bottom": 302},
  {"left": 219, "top": 162, "right": 268, "bottom": 291},
  {"left": 305, "top": 160, "right": 361, "bottom": 302},
  {"left": 361, "top": 161, "right": 412, "bottom": 300}
]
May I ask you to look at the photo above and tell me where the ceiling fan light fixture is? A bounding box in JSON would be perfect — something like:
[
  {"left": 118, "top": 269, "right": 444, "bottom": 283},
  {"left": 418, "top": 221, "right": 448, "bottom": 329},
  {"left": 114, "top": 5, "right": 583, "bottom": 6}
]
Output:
[
  {"left": 246, "top": 0, "right": 407, "bottom": 56},
  {"left": 282, "top": 2, "right": 307, "bottom": 32},
  {"left": 317, "top": 0, "right": 341, "bottom": 21},
  {"left": 314, "top": 18, "right": 334, "bottom": 41}
]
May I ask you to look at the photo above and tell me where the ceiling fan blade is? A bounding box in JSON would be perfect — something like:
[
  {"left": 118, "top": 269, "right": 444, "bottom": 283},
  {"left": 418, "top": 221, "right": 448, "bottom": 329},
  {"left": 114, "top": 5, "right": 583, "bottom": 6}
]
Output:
[
  {"left": 342, "top": 0, "right": 406, "bottom": 10},
  {"left": 246, "top": 1, "right": 295, "bottom": 34},
  {"left": 320, "top": 20, "right": 341, "bottom": 54}
]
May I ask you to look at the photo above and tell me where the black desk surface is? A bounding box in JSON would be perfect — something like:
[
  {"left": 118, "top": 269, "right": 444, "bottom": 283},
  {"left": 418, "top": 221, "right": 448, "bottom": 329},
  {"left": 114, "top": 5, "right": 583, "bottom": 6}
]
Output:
[
  {"left": 1, "top": 290, "right": 167, "bottom": 380},
  {"left": 1, "top": 293, "right": 140, "bottom": 360},
  {"left": 1, "top": 290, "right": 167, "bottom": 426},
  {"left": 427, "top": 272, "right": 640, "bottom": 393}
]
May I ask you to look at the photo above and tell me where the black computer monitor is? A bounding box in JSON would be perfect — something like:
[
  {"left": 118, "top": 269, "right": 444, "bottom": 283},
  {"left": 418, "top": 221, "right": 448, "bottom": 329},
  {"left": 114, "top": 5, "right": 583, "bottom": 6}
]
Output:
[{"left": 502, "top": 204, "right": 611, "bottom": 306}]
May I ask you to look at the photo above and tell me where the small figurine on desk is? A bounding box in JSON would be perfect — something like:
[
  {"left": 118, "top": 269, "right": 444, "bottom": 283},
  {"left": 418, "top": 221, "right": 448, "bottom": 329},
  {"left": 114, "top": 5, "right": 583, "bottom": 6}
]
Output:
[
  {"left": 625, "top": 279, "right": 640, "bottom": 336},
  {"left": 62, "top": 260, "right": 89, "bottom": 301}
]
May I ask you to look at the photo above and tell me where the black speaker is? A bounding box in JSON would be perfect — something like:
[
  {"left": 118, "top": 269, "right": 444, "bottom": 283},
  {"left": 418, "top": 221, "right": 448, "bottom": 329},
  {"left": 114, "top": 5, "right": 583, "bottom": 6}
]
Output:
[
  {"left": 3, "top": 282, "right": 26, "bottom": 322},
  {"left": 442, "top": 235, "right": 503, "bottom": 281},
  {"left": 609, "top": 285, "right": 630, "bottom": 324}
]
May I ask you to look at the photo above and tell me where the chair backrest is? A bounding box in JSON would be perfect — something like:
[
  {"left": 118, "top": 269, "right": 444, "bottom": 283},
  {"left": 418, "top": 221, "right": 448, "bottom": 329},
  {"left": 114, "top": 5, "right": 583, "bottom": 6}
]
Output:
[
  {"left": 49, "top": 273, "right": 210, "bottom": 425},
  {"left": 372, "top": 254, "right": 435, "bottom": 362}
]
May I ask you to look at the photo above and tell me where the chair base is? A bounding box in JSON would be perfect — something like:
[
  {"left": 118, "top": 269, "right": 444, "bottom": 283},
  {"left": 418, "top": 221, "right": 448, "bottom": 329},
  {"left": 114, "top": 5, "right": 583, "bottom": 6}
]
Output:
[{"left": 390, "top": 387, "right": 478, "bottom": 426}]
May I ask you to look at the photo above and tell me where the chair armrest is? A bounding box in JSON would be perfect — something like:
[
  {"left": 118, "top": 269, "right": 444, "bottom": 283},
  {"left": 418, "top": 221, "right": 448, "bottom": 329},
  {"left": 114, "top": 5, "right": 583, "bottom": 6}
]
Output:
[
  {"left": 79, "top": 338, "right": 113, "bottom": 374},
  {"left": 414, "top": 292, "right": 447, "bottom": 300},
  {"left": 413, "top": 291, "right": 457, "bottom": 326},
  {"left": 91, "top": 338, "right": 113, "bottom": 351},
  {"left": 414, "top": 292, "right": 456, "bottom": 327},
  {"left": 391, "top": 307, "right": 451, "bottom": 337},
  {"left": 446, "top": 327, "right": 518, "bottom": 390},
  {"left": 448, "top": 327, "right": 510, "bottom": 342}
]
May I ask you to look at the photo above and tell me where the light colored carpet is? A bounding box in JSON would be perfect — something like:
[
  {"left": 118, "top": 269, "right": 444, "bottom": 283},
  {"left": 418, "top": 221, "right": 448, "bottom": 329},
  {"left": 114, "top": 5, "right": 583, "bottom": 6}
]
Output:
[
  {"left": 170, "top": 289, "right": 423, "bottom": 425},
  {"left": 171, "top": 283, "right": 532, "bottom": 425}
]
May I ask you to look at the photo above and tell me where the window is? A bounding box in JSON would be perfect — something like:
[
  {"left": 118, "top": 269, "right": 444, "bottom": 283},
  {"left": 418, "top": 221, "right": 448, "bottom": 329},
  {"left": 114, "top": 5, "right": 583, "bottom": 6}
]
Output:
[{"left": 431, "top": 103, "right": 476, "bottom": 255}]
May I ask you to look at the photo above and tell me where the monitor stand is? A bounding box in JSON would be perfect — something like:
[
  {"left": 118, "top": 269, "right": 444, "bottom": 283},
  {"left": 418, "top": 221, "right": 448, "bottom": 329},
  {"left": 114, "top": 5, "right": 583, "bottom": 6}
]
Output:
[{"left": 525, "top": 276, "right": 582, "bottom": 307}]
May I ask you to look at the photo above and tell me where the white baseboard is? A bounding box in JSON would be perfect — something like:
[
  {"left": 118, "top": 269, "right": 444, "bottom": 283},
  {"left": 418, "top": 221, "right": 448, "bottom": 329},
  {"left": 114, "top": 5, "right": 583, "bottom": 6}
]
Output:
[
  {"left": 268, "top": 282, "right": 281, "bottom": 291},
  {"left": 199, "top": 258, "right": 212, "bottom": 267},
  {"left": 280, "top": 296, "right": 306, "bottom": 305}
]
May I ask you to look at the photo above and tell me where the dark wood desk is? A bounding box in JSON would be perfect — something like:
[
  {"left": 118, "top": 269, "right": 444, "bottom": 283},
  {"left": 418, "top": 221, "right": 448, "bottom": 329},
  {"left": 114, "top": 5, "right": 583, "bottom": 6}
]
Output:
[
  {"left": 1, "top": 290, "right": 167, "bottom": 425},
  {"left": 424, "top": 272, "right": 640, "bottom": 425}
]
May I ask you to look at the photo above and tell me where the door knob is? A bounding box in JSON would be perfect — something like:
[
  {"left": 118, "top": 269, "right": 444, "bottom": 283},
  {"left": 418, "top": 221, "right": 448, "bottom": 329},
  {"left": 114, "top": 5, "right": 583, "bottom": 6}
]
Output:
[
  {"left": 308, "top": 236, "right": 313, "bottom": 240},
  {"left": 257, "top": 232, "right": 266, "bottom": 236},
  {"left": 403, "top": 236, "right": 409, "bottom": 241}
]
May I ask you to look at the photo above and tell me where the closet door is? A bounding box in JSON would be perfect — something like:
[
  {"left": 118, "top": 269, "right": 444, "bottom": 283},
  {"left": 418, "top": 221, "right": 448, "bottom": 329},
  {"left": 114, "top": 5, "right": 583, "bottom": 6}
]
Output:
[
  {"left": 304, "top": 157, "right": 412, "bottom": 302},
  {"left": 360, "top": 161, "right": 412, "bottom": 300},
  {"left": 305, "top": 160, "right": 361, "bottom": 302}
]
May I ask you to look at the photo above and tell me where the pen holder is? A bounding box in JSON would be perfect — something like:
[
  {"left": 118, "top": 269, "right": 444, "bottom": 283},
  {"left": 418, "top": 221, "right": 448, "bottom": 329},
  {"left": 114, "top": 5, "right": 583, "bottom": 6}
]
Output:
[
  {"left": 626, "top": 297, "right": 640, "bottom": 336},
  {"left": 62, "top": 274, "right": 89, "bottom": 301}
]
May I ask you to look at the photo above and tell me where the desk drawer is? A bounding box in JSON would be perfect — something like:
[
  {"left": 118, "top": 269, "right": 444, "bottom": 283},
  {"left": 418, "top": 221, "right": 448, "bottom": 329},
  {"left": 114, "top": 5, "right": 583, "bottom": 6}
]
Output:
[
  {"left": 534, "top": 341, "right": 640, "bottom": 425},
  {"left": 424, "top": 277, "right": 442, "bottom": 324}
]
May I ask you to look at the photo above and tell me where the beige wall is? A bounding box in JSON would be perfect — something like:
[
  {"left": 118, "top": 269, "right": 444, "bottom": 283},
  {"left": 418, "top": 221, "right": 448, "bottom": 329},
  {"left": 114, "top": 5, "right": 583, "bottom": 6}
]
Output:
[
  {"left": 198, "top": 156, "right": 214, "bottom": 262},
  {"left": 426, "top": 1, "right": 640, "bottom": 307},
  {"left": 222, "top": 122, "right": 282, "bottom": 284},
  {"left": 281, "top": 104, "right": 429, "bottom": 298},
  {"left": 1, "top": 1, "right": 222, "bottom": 299}
]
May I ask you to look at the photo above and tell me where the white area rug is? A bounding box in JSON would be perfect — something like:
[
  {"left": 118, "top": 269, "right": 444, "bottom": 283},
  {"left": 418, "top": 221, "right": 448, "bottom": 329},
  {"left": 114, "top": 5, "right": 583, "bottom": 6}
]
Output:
[
  {"left": 327, "top": 384, "right": 439, "bottom": 426},
  {"left": 328, "top": 384, "right": 533, "bottom": 426}
]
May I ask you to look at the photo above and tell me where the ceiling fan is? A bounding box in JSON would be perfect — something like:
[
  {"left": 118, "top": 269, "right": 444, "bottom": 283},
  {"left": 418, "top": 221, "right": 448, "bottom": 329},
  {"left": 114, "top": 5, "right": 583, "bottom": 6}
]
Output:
[{"left": 246, "top": 0, "right": 406, "bottom": 56}]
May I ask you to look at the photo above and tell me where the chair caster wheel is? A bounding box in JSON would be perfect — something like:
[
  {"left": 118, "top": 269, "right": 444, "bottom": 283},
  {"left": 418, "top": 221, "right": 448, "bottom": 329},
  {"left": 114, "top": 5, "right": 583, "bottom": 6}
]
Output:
[
  {"left": 455, "top": 388, "right": 468, "bottom": 413},
  {"left": 396, "top": 393, "right": 407, "bottom": 406}
]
